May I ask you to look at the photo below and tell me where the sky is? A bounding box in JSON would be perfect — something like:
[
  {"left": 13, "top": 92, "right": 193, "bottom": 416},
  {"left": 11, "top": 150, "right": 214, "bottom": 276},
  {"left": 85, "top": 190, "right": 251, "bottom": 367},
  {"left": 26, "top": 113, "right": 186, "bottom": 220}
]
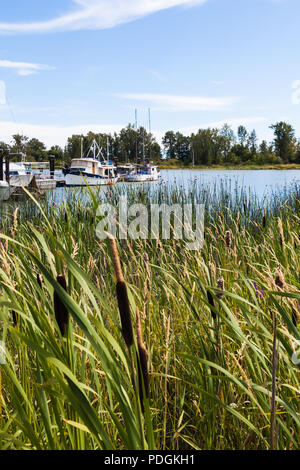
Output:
[{"left": 0, "top": 0, "right": 299, "bottom": 148}]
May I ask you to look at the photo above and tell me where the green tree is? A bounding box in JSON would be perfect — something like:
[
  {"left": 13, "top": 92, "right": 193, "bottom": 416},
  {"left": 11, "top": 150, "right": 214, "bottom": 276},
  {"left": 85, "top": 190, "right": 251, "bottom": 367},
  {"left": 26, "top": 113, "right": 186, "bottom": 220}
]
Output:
[
  {"left": 27, "top": 138, "right": 47, "bottom": 162},
  {"left": 270, "top": 122, "right": 296, "bottom": 163}
]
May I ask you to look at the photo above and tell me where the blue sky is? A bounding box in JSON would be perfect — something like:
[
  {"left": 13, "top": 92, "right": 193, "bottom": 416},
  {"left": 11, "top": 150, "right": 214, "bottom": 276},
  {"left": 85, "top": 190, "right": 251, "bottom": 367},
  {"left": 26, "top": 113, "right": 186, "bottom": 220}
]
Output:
[{"left": 0, "top": 0, "right": 299, "bottom": 148}]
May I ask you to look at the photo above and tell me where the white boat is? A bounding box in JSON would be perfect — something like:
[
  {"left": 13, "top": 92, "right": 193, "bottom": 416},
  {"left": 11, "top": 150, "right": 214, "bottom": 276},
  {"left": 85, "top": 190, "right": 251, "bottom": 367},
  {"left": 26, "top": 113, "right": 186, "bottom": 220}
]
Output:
[
  {"left": 0, "top": 181, "right": 16, "bottom": 201},
  {"left": 32, "top": 174, "right": 57, "bottom": 190},
  {"left": 65, "top": 139, "right": 119, "bottom": 187},
  {"left": 117, "top": 163, "right": 135, "bottom": 181},
  {"left": 124, "top": 163, "right": 160, "bottom": 182},
  {"left": 3, "top": 162, "right": 33, "bottom": 187}
]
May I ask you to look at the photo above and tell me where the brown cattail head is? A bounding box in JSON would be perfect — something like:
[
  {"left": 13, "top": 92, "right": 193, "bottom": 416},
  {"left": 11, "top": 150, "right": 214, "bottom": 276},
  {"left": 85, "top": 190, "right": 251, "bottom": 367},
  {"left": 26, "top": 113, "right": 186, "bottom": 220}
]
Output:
[
  {"left": 107, "top": 233, "right": 124, "bottom": 282},
  {"left": 136, "top": 309, "right": 149, "bottom": 412},
  {"left": 116, "top": 281, "right": 134, "bottom": 347},
  {"left": 225, "top": 230, "right": 232, "bottom": 249},
  {"left": 274, "top": 268, "right": 285, "bottom": 290},
  {"left": 291, "top": 306, "right": 298, "bottom": 327},
  {"left": 12, "top": 310, "right": 18, "bottom": 326},
  {"left": 37, "top": 273, "right": 43, "bottom": 288},
  {"left": 54, "top": 274, "right": 69, "bottom": 336},
  {"left": 106, "top": 233, "right": 133, "bottom": 347},
  {"left": 207, "top": 290, "right": 216, "bottom": 320},
  {"left": 216, "top": 276, "right": 225, "bottom": 299}
]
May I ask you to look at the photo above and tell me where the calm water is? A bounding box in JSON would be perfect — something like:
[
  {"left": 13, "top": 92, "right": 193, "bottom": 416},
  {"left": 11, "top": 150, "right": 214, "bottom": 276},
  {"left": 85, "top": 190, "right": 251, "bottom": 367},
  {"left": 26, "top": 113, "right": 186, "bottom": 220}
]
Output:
[
  {"left": 1, "top": 169, "right": 300, "bottom": 212},
  {"left": 49, "top": 169, "right": 300, "bottom": 202},
  {"left": 158, "top": 169, "right": 300, "bottom": 199}
]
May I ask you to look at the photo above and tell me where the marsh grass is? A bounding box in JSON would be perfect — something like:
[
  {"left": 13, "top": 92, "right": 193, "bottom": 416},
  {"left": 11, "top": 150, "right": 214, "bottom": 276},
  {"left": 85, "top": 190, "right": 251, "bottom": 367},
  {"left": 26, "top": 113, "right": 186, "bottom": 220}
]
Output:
[{"left": 0, "top": 179, "right": 299, "bottom": 450}]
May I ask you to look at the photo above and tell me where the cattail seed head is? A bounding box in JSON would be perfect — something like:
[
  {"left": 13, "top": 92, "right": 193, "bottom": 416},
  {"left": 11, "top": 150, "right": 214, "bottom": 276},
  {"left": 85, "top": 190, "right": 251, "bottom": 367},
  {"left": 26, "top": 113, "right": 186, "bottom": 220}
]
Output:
[
  {"left": 37, "top": 273, "right": 42, "bottom": 288},
  {"left": 207, "top": 290, "right": 216, "bottom": 320},
  {"left": 54, "top": 274, "right": 69, "bottom": 336},
  {"left": 291, "top": 306, "right": 298, "bottom": 327},
  {"left": 12, "top": 310, "right": 18, "bottom": 326},
  {"left": 106, "top": 233, "right": 134, "bottom": 347},
  {"left": 216, "top": 276, "right": 225, "bottom": 299},
  {"left": 274, "top": 268, "right": 285, "bottom": 290},
  {"left": 225, "top": 230, "right": 232, "bottom": 249},
  {"left": 116, "top": 281, "right": 134, "bottom": 347},
  {"left": 136, "top": 309, "right": 149, "bottom": 411}
]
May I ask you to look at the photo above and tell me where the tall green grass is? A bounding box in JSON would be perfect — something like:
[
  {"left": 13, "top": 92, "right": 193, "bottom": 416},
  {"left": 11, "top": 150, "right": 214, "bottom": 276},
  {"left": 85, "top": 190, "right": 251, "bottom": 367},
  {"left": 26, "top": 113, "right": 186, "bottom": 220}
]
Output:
[{"left": 0, "top": 180, "right": 299, "bottom": 450}]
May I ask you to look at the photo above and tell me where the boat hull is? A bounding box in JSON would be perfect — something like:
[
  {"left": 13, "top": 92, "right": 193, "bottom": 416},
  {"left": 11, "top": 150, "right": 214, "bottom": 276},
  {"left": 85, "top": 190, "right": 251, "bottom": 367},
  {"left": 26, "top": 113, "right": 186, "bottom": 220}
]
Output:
[
  {"left": 0, "top": 182, "right": 15, "bottom": 201},
  {"left": 10, "top": 174, "right": 33, "bottom": 188},
  {"left": 65, "top": 173, "right": 119, "bottom": 187},
  {"left": 124, "top": 174, "right": 159, "bottom": 182}
]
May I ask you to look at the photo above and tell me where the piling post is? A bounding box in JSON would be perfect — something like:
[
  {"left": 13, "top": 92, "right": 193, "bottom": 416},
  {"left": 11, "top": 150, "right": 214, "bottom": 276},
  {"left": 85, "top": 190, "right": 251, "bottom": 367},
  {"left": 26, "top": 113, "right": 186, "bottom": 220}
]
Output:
[
  {"left": 0, "top": 152, "right": 3, "bottom": 181},
  {"left": 5, "top": 157, "right": 10, "bottom": 183},
  {"left": 49, "top": 155, "right": 55, "bottom": 179}
]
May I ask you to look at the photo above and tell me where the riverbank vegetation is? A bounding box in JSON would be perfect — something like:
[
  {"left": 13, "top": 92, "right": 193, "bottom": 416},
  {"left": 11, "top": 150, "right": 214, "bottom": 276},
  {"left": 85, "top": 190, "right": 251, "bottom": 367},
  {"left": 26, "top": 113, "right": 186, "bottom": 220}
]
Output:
[
  {"left": 1, "top": 121, "right": 300, "bottom": 168},
  {"left": 0, "top": 180, "right": 299, "bottom": 450}
]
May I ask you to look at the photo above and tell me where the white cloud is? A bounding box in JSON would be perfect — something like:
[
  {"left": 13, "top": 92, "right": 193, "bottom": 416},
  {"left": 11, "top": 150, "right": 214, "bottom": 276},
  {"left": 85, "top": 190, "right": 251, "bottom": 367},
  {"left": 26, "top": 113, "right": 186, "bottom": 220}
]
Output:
[
  {"left": 116, "top": 92, "right": 240, "bottom": 111},
  {"left": 0, "top": 120, "right": 124, "bottom": 148},
  {"left": 0, "top": 60, "right": 53, "bottom": 76},
  {"left": 0, "top": 0, "right": 207, "bottom": 34},
  {"left": 0, "top": 81, "right": 6, "bottom": 104}
]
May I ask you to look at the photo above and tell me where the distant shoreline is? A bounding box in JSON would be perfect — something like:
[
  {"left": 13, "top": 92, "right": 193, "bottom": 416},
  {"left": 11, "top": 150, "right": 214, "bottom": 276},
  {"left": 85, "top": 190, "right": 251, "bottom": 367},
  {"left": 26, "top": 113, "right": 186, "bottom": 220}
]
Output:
[{"left": 159, "top": 163, "right": 300, "bottom": 171}]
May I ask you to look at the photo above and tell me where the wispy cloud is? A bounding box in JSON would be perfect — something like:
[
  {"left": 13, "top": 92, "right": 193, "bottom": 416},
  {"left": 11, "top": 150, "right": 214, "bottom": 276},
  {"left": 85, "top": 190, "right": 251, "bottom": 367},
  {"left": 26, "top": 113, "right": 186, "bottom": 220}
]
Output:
[
  {"left": 0, "top": 60, "right": 53, "bottom": 76},
  {"left": 116, "top": 92, "right": 240, "bottom": 111},
  {"left": 0, "top": 0, "right": 207, "bottom": 34}
]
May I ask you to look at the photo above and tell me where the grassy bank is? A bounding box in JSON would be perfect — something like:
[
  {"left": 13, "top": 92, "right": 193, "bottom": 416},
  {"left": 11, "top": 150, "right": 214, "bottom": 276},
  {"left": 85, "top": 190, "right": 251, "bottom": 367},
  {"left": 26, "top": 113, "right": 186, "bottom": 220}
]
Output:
[{"left": 0, "top": 182, "right": 299, "bottom": 450}]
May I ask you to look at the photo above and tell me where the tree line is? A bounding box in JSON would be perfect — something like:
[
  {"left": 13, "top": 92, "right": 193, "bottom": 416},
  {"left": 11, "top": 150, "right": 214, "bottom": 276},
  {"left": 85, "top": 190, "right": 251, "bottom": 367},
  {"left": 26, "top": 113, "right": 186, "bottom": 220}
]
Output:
[{"left": 0, "top": 121, "right": 299, "bottom": 166}]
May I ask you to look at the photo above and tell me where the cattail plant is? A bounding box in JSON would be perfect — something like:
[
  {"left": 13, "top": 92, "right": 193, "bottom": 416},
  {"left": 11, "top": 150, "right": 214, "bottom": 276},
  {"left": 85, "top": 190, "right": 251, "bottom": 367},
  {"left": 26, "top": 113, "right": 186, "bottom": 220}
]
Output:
[
  {"left": 216, "top": 276, "right": 225, "bottom": 299},
  {"left": 207, "top": 289, "right": 216, "bottom": 320},
  {"left": 136, "top": 308, "right": 149, "bottom": 412},
  {"left": 225, "top": 230, "right": 232, "bottom": 249},
  {"left": 107, "top": 234, "right": 133, "bottom": 348},
  {"left": 274, "top": 267, "right": 285, "bottom": 290},
  {"left": 37, "top": 273, "right": 42, "bottom": 289},
  {"left": 12, "top": 310, "right": 18, "bottom": 327},
  {"left": 54, "top": 274, "right": 69, "bottom": 336}
]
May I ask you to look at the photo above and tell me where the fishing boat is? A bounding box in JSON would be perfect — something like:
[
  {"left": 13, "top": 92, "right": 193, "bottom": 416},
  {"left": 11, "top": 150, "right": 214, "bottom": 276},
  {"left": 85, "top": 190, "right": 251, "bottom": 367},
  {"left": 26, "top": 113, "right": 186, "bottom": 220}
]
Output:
[
  {"left": 124, "top": 162, "right": 160, "bottom": 182},
  {"left": 0, "top": 181, "right": 16, "bottom": 201},
  {"left": 117, "top": 163, "right": 135, "bottom": 181},
  {"left": 65, "top": 139, "right": 119, "bottom": 187}
]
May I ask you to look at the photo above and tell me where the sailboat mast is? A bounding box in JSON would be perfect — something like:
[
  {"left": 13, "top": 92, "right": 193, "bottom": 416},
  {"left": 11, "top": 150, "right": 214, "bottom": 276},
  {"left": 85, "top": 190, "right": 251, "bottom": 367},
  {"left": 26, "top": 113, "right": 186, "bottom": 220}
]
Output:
[
  {"left": 148, "top": 108, "right": 152, "bottom": 161},
  {"left": 135, "top": 109, "right": 138, "bottom": 165}
]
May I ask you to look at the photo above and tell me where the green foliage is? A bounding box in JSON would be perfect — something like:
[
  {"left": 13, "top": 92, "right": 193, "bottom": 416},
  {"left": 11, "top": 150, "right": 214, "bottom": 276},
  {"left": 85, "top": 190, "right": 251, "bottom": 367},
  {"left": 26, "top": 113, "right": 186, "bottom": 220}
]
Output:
[{"left": 0, "top": 181, "right": 299, "bottom": 450}]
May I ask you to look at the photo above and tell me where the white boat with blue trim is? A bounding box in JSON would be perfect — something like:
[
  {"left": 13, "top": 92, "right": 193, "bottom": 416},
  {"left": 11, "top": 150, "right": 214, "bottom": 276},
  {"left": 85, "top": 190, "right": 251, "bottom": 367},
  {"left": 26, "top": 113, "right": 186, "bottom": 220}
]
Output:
[
  {"left": 65, "top": 139, "right": 119, "bottom": 187},
  {"left": 124, "top": 163, "right": 160, "bottom": 182}
]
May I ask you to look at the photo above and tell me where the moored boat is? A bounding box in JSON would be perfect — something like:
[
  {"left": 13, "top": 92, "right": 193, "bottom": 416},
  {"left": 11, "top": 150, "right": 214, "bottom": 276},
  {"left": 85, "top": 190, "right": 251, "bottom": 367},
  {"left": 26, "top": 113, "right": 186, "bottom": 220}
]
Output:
[
  {"left": 3, "top": 161, "right": 33, "bottom": 187},
  {"left": 124, "top": 163, "right": 160, "bottom": 182},
  {"left": 65, "top": 139, "right": 119, "bottom": 187},
  {"left": 0, "top": 180, "right": 16, "bottom": 201}
]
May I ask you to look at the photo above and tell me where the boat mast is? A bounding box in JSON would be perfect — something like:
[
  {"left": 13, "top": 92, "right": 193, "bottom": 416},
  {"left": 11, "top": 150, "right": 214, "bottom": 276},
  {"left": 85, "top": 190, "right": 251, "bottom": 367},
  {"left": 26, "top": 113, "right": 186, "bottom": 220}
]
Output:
[
  {"left": 135, "top": 109, "right": 138, "bottom": 165},
  {"left": 148, "top": 108, "right": 152, "bottom": 162}
]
